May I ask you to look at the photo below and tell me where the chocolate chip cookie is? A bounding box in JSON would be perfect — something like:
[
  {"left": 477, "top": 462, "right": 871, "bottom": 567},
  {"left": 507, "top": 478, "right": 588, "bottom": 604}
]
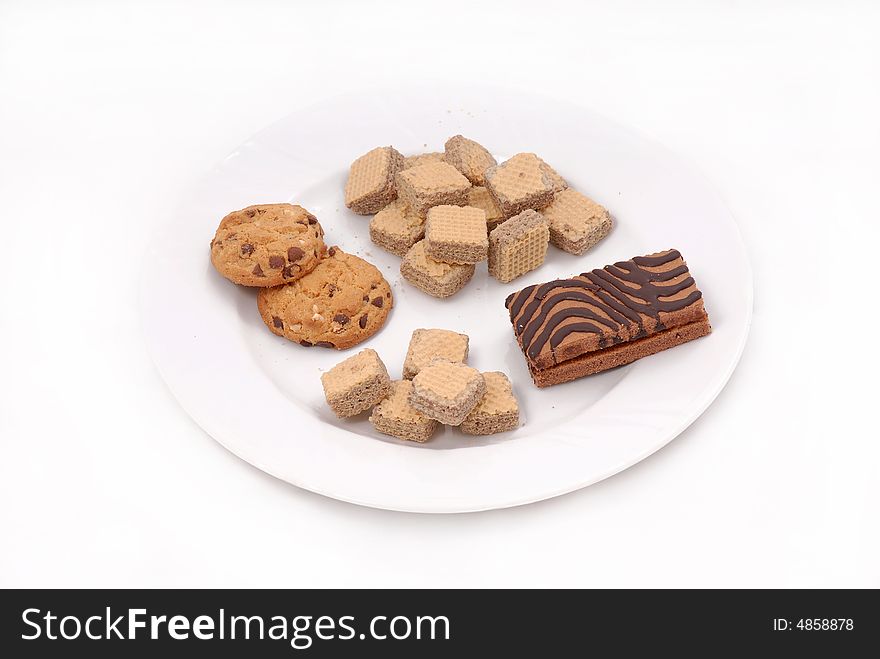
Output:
[
  {"left": 257, "top": 246, "right": 393, "bottom": 350},
  {"left": 210, "top": 203, "right": 327, "bottom": 287}
]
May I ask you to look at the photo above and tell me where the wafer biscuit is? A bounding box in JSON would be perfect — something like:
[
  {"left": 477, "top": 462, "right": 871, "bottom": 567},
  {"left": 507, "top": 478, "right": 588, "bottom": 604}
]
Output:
[
  {"left": 466, "top": 186, "right": 505, "bottom": 231},
  {"left": 344, "top": 146, "right": 404, "bottom": 215},
  {"left": 484, "top": 153, "right": 555, "bottom": 217},
  {"left": 369, "top": 380, "right": 437, "bottom": 442},
  {"left": 321, "top": 348, "right": 392, "bottom": 418},
  {"left": 536, "top": 156, "right": 567, "bottom": 193},
  {"left": 424, "top": 205, "right": 488, "bottom": 265},
  {"left": 369, "top": 198, "right": 425, "bottom": 257},
  {"left": 460, "top": 371, "right": 519, "bottom": 435},
  {"left": 444, "top": 135, "right": 497, "bottom": 186},
  {"left": 400, "top": 240, "right": 475, "bottom": 298},
  {"left": 402, "top": 328, "right": 469, "bottom": 379},
  {"left": 542, "top": 188, "right": 612, "bottom": 255},
  {"left": 488, "top": 209, "right": 549, "bottom": 283},
  {"left": 403, "top": 152, "right": 446, "bottom": 170},
  {"left": 396, "top": 161, "right": 471, "bottom": 218},
  {"left": 409, "top": 359, "right": 486, "bottom": 426}
]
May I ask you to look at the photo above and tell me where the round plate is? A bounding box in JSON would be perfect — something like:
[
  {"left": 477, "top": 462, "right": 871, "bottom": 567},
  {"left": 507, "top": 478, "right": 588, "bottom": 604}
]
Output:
[{"left": 140, "top": 85, "right": 752, "bottom": 513}]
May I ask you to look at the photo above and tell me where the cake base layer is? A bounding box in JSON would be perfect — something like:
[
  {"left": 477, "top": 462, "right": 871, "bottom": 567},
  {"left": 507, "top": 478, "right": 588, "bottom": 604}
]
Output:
[{"left": 529, "top": 318, "right": 712, "bottom": 387}]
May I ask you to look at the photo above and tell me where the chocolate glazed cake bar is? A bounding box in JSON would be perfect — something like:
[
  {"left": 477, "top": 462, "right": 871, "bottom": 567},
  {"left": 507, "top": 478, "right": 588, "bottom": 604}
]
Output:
[{"left": 504, "top": 249, "right": 711, "bottom": 387}]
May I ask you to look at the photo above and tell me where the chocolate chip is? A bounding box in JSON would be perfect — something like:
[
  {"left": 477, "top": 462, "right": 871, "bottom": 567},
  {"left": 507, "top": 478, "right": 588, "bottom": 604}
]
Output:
[
  {"left": 327, "top": 247, "right": 337, "bottom": 257},
  {"left": 299, "top": 340, "right": 313, "bottom": 347},
  {"left": 282, "top": 264, "right": 300, "bottom": 279},
  {"left": 359, "top": 315, "right": 368, "bottom": 329},
  {"left": 287, "top": 246, "right": 305, "bottom": 262},
  {"left": 269, "top": 255, "right": 284, "bottom": 269},
  {"left": 245, "top": 209, "right": 256, "bottom": 218},
  {"left": 252, "top": 264, "right": 264, "bottom": 276},
  {"left": 333, "top": 313, "right": 349, "bottom": 325},
  {"left": 241, "top": 243, "right": 254, "bottom": 256},
  {"left": 307, "top": 215, "right": 317, "bottom": 225},
  {"left": 272, "top": 316, "right": 283, "bottom": 329},
  {"left": 371, "top": 297, "right": 384, "bottom": 308},
  {"left": 362, "top": 295, "right": 370, "bottom": 302},
  {"left": 316, "top": 341, "right": 335, "bottom": 348}
]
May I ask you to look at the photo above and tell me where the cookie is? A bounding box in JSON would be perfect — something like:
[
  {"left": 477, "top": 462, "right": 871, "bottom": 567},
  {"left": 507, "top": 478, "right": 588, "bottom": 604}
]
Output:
[
  {"left": 424, "top": 205, "right": 488, "bottom": 265},
  {"left": 257, "top": 246, "right": 393, "bottom": 350},
  {"left": 484, "top": 153, "right": 556, "bottom": 217},
  {"left": 210, "top": 204, "right": 327, "bottom": 287},
  {"left": 460, "top": 371, "right": 520, "bottom": 435},
  {"left": 542, "top": 188, "right": 612, "bottom": 255},
  {"left": 321, "top": 348, "right": 392, "bottom": 418},
  {"left": 344, "top": 146, "right": 405, "bottom": 215},
  {"left": 444, "top": 135, "right": 497, "bottom": 186},
  {"left": 400, "top": 240, "right": 475, "bottom": 298},
  {"left": 488, "top": 209, "right": 550, "bottom": 283}
]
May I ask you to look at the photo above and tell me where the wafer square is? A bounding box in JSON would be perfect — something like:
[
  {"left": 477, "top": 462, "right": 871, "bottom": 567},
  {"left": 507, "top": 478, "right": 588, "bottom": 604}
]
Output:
[
  {"left": 542, "top": 188, "right": 612, "bottom": 255},
  {"left": 424, "top": 205, "right": 488, "bottom": 264},
  {"left": 460, "top": 371, "right": 520, "bottom": 435},
  {"left": 396, "top": 161, "right": 471, "bottom": 218},
  {"left": 344, "top": 146, "right": 405, "bottom": 215},
  {"left": 488, "top": 209, "right": 549, "bottom": 283},
  {"left": 409, "top": 359, "right": 486, "bottom": 426},
  {"left": 466, "top": 186, "right": 505, "bottom": 231},
  {"left": 400, "top": 240, "right": 475, "bottom": 298},
  {"left": 402, "top": 328, "right": 469, "bottom": 379},
  {"left": 536, "top": 156, "right": 567, "bottom": 193},
  {"left": 369, "top": 380, "right": 438, "bottom": 443},
  {"left": 403, "top": 152, "right": 446, "bottom": 170},
  {"left": 369, "top": 198, "right": 425, "bottom": 257},
  {"left": 484, "top": 152, "right": 556, "bottom": 217},
  {"left": 444, "top": 135, "right": 497, "bottom": 186},
  {"left": 321, "top": 348, "right": 392, "bottom": 418}
]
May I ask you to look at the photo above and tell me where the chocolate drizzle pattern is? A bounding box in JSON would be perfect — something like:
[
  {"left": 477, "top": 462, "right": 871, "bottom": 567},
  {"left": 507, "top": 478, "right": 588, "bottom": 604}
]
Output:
[{"left": 505, "top": 249, "right": 704, "bottom": 364}]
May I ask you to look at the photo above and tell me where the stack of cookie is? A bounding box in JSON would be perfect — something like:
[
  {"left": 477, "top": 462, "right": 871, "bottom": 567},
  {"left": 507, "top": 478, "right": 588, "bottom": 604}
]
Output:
[
  {"left": 320, "top": 328, "right": 521, "bottom": 443},
  {"left": 346, "top": 135, "right": 613, "bottom": 298},
  {"left": 210, "top": 203, "right": 393, "bottom": 350}
]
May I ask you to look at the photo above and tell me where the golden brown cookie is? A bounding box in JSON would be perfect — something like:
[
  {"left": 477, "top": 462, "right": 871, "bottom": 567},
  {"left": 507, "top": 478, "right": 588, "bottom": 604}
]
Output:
[
  {"left": 210, "top": 204, "right": 327, "bottom": 287},
  {"left": 257, "top": 247, "right": 393, "bottom": 350}
]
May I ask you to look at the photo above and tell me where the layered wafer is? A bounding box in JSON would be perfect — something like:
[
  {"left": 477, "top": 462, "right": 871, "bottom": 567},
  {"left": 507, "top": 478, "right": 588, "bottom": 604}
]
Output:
[
  {"left": 402, "top": 152, "right": 446, "bottom": 170},
  {"left": 403, "top": 328, "right": 469, "bottom": 379},
  {"left": 504, "top": 249, "right": 711, "bottom": 387},
  {"left": 460, "top": 371, "right": 519, "bottom": 436},
  {"left": 369, "top": 198, "right": 425, "bottom": 256},
  {"left": 444, "top": 135, "right": 497, "bottom": 186},
  {"left": 542, "top": 188, "right": 612, "bottom": 255},
  {"left": 424, "top": 205, "right": 488, "bottom": 264},
  {"left": 369, "top": 380, "right": 438, "bottom": 443},
  {"left": 409, "top": 359, "right": 486, "bottom": 426},
  {"left": 466, "top": 186, "right": 505, "bottom": 231},
  {"left": 488, "top": 209, "right": 549, "bottom": 283},
  {"left": 400, "top": 240, "right": 475, "bottom": 298},
  {"left": 321, "top": 349, "right": 392, "bottom": 418},
  {"left": 396, "top": 161, "right": 471, "bottom": 218},
  {"left": 484, "top": 153, "right": 556, "bottom": 217},
  {"left": 344, "top": 146, "right": 404, "bottom": 215}
]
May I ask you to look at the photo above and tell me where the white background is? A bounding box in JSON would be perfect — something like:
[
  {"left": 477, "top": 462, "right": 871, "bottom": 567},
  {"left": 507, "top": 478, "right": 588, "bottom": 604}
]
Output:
[{"left": 1, "top": 0, "right": 877, "bottom": 587}]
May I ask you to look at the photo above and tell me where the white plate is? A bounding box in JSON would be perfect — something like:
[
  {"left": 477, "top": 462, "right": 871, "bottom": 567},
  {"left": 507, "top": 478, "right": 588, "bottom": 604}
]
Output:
[{"left": 140, "top": 85, "right": 752, "bottom": 513}]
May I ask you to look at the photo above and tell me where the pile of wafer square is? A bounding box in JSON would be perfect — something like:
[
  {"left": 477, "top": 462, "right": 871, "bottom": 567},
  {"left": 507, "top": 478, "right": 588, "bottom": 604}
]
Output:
[
  {"left": 344, "top": 136, "right": 613, "bottom": 297},
  {"left": 321, "top": 328, "right": 520, "bottom": 442}
]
